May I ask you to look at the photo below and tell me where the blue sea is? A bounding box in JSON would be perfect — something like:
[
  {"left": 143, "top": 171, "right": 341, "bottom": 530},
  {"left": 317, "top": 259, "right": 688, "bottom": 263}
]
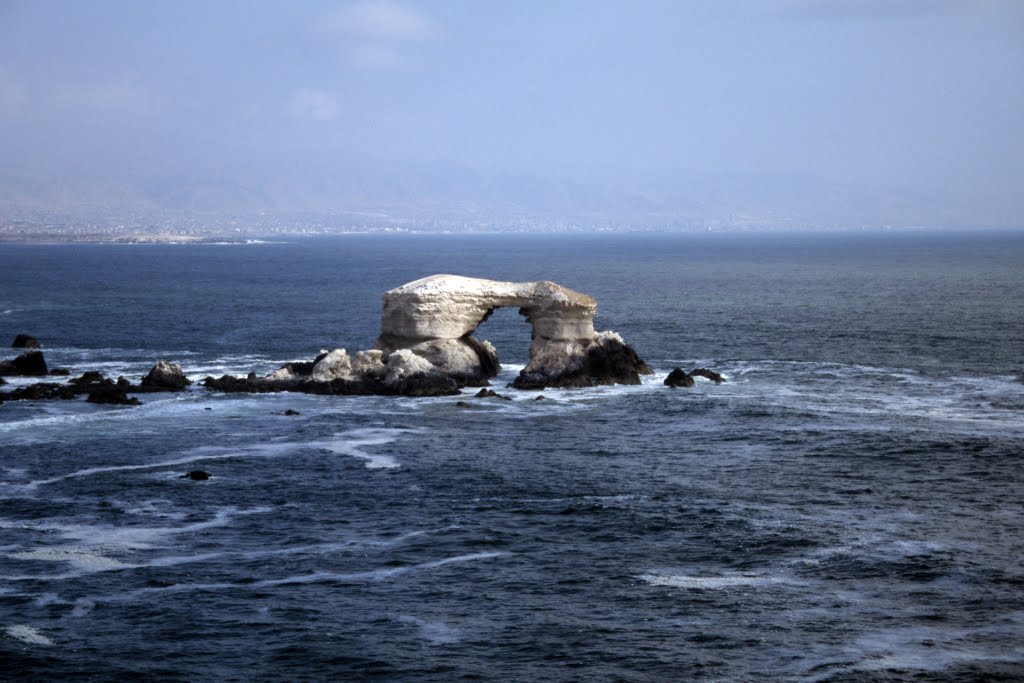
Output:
[{"left": 1, "top": 232, "right": 1022, "bottom": 681}]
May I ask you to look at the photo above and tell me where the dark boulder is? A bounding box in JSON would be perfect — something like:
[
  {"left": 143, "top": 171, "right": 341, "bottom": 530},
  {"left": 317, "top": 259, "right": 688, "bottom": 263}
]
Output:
[
  {"left": 664, "top": 368, "right": 695, "bottom": 388},
  {"left": 70, "top": 371, "right": 107, "bottom": 386},
  {"left": 141, "top": 360, "right": 191, "bottom": 391},
  {"left": 474, "top": 388, "right": 512, "bottom": 400},
  {"left": 534, "top": 395, "right": 546, "bottom": 401},
  {"left": 12, "top": 334, "right": 40, "bottom": 349},
  {"left": 455, "top": 400, "right": 472, "bottom": 409},
  {"left": 49, "top": 368, "right": 71, "bottom": 376},
  {"left": 181, "top": 470, "right": 210, "bottom": 481},
  {"left": 512, "top": 335, "right": 652, "bottom": 390},
  {"left": 86, "top": 385, "right": 141, "bottom": 406},
  {"left": 690, "top": 368, "right": 725, "bottom": 384},
  {"left": 0, "top": 350, "right": 48, "bottom": 376},
  {"left": 283, "top": 409, "right": 301, "bottom": 416}
]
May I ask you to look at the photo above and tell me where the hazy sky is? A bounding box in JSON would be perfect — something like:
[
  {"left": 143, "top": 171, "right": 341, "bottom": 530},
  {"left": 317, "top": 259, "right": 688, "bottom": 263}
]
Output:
[{"left": 1, "top": 0, "right": 1022, "bottom": 222}]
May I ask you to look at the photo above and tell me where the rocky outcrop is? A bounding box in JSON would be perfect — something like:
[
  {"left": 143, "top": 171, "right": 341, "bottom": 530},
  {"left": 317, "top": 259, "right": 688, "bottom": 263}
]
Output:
[
  {"left": 12, "top": 334, "right": 41, "bottom": 349},
  {"left": 512, "top": 331, "right": 652, "bottom": 389},
  {"left": 142, "top": 275, "right": 650, "bottom": 398},
  {"left": 86, "top": 385, "right": 142, "bottom": 406},
  {"left": 376, "top": 275, "right": 649, "bottom": 390},
  {"left": 0, "top": 350, "right": 48, "bottom": 376},
  {"left": 690, "top": 368, "right": 726, "bottom": 384},
  {"left": 663, "top": 367, "right": 726, "bottom": 388},
  {"left": 664, "top": 368, "right": 695, "bottom": 388},
  {"left": 140, "top": 360, "right": 191, "bottom": 391}
]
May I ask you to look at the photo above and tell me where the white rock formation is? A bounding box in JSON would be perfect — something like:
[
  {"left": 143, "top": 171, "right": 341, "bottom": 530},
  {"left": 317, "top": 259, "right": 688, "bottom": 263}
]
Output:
[{"left": 376, "top": 274, "right": 597, "bottom": 354}]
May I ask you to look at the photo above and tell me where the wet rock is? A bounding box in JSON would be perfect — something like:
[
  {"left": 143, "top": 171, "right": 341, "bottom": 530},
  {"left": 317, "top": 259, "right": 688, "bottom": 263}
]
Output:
[
  {"left": 0, "top": 350, "right": 48, "bottom": 377},
  {"left": 474, "top": 388, "right": 512, "bottom": 400},
  {"left": 1, "top": 382, "right": 76, "bottom": 401},
  {"left": 455, "top": 400, "right": 472, "bottom": 409},
  {"left": 690, "top": 368, "right": 725, "bottom": 384},
  {"left": 664, "top": 368, "right": 695, "bottom": 388},
  {"left": 49, "top": 368, "right": 71, "bottom": 376},
  {"left": 534, "top": 395, "right": 546, "bottom": 401},
  {"left": 181, "top": 470, "right": 210, "bottom": 481},
  {"left": 141, "top": 360, "right": 191, "bottom": 391},
  {"left": 86, "top": 385, "right": 141, "bottom": 406},
  {"left": 12, "top": 334, "right": 40, "bottom": 349},
  {"left": 512, "top": 332, "right": 651, "bottom": 390},
  {"left": 70, "top": 371, "right": 107, "bottom": 386},
  {"left": 283, "top": 409, "right": 301, "bottom": 416}
]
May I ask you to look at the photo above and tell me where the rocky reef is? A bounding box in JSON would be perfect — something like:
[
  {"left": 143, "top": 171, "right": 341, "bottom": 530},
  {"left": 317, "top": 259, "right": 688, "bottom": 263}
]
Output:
[
  {"left": 2, "top": 276, "right": 655, "bottom": 402},
  {"left": 205, "top": 274, "right": 651, "bottom": 396}
]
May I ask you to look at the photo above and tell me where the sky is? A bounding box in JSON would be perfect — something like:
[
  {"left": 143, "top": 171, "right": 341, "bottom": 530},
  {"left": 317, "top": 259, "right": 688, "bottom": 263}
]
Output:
[{"left": 1, "top": 0, "right": 1022, "bottom": 227}]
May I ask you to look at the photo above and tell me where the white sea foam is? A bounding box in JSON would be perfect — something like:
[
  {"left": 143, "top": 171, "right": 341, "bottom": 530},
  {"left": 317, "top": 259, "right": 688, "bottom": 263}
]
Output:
[
  {"left": 316, "top": 427, "right": 424, "bottom": 469},
  {"left": 1, "top": 506, "right": 272, "bottom": 580},
  {"left": 4, "top": 624, "right": 54, "bottom": 646},
  {"left": 19, "top": 441, "right": 304, "bottom": 490},
  {"left": 397, "top": 615, "right": 462, "bottom": 645},
  {"left": 639, "top": 572, "right": 791, "bottom": 589}
]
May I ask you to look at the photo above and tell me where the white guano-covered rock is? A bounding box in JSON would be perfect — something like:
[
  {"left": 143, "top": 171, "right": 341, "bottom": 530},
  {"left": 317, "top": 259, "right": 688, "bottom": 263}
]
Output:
[{"left": 311, "top": 348, "right": 353, "bottom": 382}]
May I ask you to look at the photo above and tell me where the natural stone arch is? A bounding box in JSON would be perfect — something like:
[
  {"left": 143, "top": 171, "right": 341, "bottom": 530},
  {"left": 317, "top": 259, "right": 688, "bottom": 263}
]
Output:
[
  {"left": 374, "top": 274, "right": 597, "bottom": 358},
  {"left": 372, "top": 274, "right": 648, "bottom": 389}
]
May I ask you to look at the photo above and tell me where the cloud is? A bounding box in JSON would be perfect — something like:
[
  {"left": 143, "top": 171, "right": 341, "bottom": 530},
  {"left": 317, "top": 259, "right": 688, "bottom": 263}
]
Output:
[
  {"left": 320, "top": 1, "right": 437, "bottom": 68},
  {"left": 324, "top": 0, "right": 436, "bottom": 41},
  {"left": 288, "top": 88, "right": 339, "bottom": 121}
]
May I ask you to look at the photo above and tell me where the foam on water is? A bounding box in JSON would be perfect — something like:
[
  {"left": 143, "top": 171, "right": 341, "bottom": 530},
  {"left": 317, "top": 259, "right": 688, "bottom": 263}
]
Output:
[
  {"left": 5, "top": 624, "right": 54, "bottom": 646},
  {"left": 397, "top": 615, "right": 462, "bottom": 645},
  {"left": 316, "top": 427, "right": 424, "bottom": 469},
  {"left": 638, "top": 572, "right": 793, "bottom": 589}
]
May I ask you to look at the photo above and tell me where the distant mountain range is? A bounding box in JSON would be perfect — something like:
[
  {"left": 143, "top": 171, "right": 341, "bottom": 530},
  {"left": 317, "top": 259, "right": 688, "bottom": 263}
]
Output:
[{"left": 0, "top": 160, "right": 1016, "bottom": 232}]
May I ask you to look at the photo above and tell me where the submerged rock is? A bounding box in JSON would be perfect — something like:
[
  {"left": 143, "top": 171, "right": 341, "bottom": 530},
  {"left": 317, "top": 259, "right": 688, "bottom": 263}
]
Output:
[
  {"left": 141, "top": 360, "right": 191, "bottom": 391},
  {"left": 12, "top": 334, "right": 41, "bottom": 349},
  {"left": 664, "top": 368, "right": 695, "bottom": 388},
  {"left": 181, "top": 470, "right": 210, "bottom": 481}
]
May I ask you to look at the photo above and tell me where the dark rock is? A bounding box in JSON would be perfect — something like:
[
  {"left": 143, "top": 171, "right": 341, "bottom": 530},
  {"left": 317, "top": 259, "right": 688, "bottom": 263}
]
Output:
[
  {"left": 1, "top": 382, "right": 76, "bottom": 401},
  {"left": 534, "top": 395, "right": 546, "bottom": 401},
  {"left": 0, "top": 376, "right": 5, "bottom": 386},
  {"left": 664, "top": 368, "right": 695, "bottom": 388},
  {"left": 455, "top": 400, "right": 472, "bottom": 409},
  {"left": 141, "top": 360, "right": 191, "bottom": 391},
  {"left": 70, "top": 370, "right": 106, "bottom": 386},
  {"left": 0, "top": 350, "right": 48, "bottom": 377},
  {"left": 49, "top": 368, "right": 71, "bottom": 376},
  {"left": 474, "top": 388, "right": 513, "bottom": 400},
  {"left": 690, "top": 368, "right": 725, "bottom": 384},
  {"left": 283, "top": 409, "right": 301, "bottom": 416},
  {"left": 12, "top": 334, "right": 40, "bottom": 349},
  {"left": 181, "top": 470, "right": 210, "bottom": 481},
  {"left": 116, "top": 377, "right": 132, "bottom": 389},
  {"left": 247, "top": 372, "right": 258, "bottom": 381},
  {"left": 512, "top": 335, "right": 651, "bottom": 390},
  {"left": 86, "top": 385, "right": 141, "bottom": 406}
]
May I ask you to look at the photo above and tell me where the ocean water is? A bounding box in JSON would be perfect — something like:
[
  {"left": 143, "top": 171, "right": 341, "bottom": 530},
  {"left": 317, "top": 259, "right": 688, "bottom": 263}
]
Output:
[{"left": 1, "top": 232, "right": 1022, "bottom": 681}]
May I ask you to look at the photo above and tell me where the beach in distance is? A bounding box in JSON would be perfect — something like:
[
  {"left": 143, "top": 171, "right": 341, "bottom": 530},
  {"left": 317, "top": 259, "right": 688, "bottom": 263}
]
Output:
[{"left": 1, "top": 231, "right": 1023, "bottom": 681}]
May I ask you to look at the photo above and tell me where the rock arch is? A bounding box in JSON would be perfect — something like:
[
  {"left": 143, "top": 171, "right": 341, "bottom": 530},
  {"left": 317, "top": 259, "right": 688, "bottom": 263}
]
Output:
[{"left": 374, "top": 275, "right": 648, "bottom": 388}]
